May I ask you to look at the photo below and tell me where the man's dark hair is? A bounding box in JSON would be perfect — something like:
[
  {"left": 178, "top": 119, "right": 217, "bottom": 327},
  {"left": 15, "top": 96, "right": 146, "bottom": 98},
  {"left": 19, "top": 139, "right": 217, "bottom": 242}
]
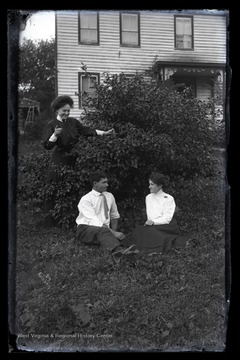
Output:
[
  {"left": 89, "top": 170, "right": 108, "bottom": 185},
  {"left": 149, "top": 173, "right": 166, "bottom": 187}
]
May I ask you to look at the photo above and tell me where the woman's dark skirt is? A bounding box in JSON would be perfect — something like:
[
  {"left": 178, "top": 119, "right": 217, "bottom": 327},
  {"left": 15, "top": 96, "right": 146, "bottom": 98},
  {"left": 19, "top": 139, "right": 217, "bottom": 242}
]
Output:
[{"left": 121, "top": 218, "right": 187, "bottom": 253}]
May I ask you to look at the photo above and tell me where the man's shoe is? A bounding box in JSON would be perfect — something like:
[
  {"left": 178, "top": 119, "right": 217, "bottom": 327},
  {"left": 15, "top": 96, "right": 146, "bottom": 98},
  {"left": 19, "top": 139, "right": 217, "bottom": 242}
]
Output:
[
  {"left": 112, "top": 245, "right": 139, "bottom": 260},
  {"left": 112, "top": 248, "right": 125, "bottom": 258},
  {"left": 122, "top": 245, "right": 139, "bottom": 255}
]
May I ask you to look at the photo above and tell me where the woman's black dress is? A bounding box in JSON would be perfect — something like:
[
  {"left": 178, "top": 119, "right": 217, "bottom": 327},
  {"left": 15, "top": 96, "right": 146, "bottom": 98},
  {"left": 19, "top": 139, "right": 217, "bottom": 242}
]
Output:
[
  {"left": 122, "top": 218, "right": 187, "bottom": 253},
  {"left": 42, "top": 117, "right": 96, "bottom": 217}
]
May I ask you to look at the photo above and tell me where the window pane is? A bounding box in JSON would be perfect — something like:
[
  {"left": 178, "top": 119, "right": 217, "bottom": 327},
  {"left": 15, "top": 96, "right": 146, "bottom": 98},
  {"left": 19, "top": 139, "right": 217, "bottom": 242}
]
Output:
[
  {"left": 122, "top": 14, "right": 138, "bottom": 31},
  {"left": 183, "top": 19, "right": 191, "bottom": 35},
  {"left": 81, "top": 30, "right": 97, "bottom": 43},
  {"left": 183, "top": 35, "right": 192, "bottom": 48},
  {"left": 122, "top": 32, "right": 138, "bottom": 45},
  {"left": 176, "top": 35, "right": 192, "bottom": 49},
  {"left": 176, "top": 18, "right": 184, "bottom": 34},
  {"left": 82, "top": 76, "right": 89, "bottom": 92},
  {"left": 82, "top": 76, "right": 97, "bottom": 91},
  {"left": 80, "top": 13, "right": 97, "bottom": 29},
  {"left": 176, "top": 17, "right": 191, "bottom": 35},
  {"left": 89, "top": 77, "right": 97, "bottom": 89},
  {"left": 176, "top": 36, "right": 184, "bottom": 49},
  {"left": 81, "top": 75, "right": 98, "bottom": 107},
  {"left": 90, "top": 30, "right": 97, "bottom": 43}
]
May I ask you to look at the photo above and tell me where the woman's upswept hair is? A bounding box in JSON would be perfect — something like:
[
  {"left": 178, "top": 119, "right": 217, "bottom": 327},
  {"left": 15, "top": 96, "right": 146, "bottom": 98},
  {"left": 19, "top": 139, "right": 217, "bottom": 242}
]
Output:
[
  {"left": 51, "top": 95, "right": 74, "bottom": 112},
  {"left": 149, "top": 172, "right": 166, "bottom": 187}
]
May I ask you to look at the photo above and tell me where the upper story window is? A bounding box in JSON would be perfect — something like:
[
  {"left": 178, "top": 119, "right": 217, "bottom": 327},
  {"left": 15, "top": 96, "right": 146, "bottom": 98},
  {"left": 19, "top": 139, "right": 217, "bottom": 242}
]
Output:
[
  {"left": 174, "top": 16, "right": 193, "bottom": 50},
  {"left": 78, "top": 73, "right": 100, "bottom": 108},
  {"left": 120, "top": 12, "right": 140, "bottom": 47},
  {"left": 79, "top": 12, "right": 99, "bottom": 45}
]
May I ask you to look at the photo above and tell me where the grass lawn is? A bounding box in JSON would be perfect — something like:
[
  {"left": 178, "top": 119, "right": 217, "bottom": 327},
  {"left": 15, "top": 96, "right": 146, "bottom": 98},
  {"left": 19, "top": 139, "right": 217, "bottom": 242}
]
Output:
[{"left": 13, "top": 139, "right": 228, "bottom": 352}]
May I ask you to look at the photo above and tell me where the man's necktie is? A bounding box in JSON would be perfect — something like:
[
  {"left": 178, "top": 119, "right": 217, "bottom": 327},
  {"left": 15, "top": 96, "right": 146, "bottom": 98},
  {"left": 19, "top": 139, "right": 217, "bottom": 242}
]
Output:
[{"left": 100, "top": 193, "right": 109, "bottom": 219}]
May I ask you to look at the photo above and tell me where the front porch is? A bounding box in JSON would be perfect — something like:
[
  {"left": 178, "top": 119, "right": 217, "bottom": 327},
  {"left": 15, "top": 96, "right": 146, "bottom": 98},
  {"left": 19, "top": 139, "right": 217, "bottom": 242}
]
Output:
[{"left": 156, "top": 61, "right": 226, "bottom": 121}]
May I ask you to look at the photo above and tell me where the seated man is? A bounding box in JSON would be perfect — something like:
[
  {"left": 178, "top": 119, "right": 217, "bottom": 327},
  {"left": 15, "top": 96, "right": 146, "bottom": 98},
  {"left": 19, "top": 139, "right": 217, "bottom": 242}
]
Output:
[{"left": 76, "top": 170, "right": 136, "bottom": 256}]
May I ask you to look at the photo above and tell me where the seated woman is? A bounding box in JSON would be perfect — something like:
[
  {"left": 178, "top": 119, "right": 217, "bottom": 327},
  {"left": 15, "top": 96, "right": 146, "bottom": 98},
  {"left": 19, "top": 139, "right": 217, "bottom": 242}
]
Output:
[{"left": 121, "top": 173, "right": 187, "bottom": 254}]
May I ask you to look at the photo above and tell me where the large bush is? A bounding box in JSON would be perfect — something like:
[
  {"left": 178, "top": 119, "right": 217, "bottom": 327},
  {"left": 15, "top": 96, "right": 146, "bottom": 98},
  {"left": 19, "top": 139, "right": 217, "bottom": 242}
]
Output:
[
  {"left": 83, "top": 72, "right": 215, "bottom": 178},
  {"left": 18, "top": 71, "right": 218, "bottom": 229}
]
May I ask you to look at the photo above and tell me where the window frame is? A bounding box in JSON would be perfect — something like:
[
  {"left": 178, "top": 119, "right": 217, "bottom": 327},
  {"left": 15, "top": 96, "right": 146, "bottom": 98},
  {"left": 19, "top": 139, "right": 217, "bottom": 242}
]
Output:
[
  {"left": 174, "top": 15, "right": 194, "bottom": 50},
  {"left": 120, "top": 11, "right": 140, "bottom": 47},
  {"left": 78, "top": 11, "right": 99, "bottom": 45},
  {"left": 78, "top": 72, "right": 100, "bottom": 109}
]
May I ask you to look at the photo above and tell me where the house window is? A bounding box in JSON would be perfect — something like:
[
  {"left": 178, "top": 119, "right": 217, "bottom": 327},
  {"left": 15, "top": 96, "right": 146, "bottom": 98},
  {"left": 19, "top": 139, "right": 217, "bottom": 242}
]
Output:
[
  {"left": 79, "top": 12, "right": 99, "bottom": 45},
  {"left": 175, "top": 16, "right": 193, "bottom": 50},
  {"left": 78, "top": 73, "right": 100, "bottom": 108},
  {"left": 120, "top": 12, "right": 140, "bottom": 47}
]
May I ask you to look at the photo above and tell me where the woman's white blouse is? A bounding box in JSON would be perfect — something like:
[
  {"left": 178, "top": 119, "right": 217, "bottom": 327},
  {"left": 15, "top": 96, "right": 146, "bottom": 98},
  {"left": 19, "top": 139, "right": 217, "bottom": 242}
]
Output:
[{"left": 145, "top": 189, "right": 176, "bottom": 225}]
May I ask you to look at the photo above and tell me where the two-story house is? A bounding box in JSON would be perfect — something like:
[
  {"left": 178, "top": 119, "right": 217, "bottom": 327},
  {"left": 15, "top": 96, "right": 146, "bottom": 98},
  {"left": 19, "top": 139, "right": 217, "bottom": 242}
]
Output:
[{"left": 55, "top": 10, "right": 228, "bottom": 118}]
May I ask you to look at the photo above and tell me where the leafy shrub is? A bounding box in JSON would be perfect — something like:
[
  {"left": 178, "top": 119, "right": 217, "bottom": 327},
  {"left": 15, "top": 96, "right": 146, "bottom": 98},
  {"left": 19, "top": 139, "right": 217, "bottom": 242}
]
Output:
[
  {"left": 18, "top": 71, "right": 219, "bottom": 229},
  {"left": 83, "top": 72, "right": 215, "bottom": 178},
  {"left": 18, "top": 151, "right": 49, "bottom": 204},
  {"left": 208, "top": 120, "right": 226, "bottom": 148}
]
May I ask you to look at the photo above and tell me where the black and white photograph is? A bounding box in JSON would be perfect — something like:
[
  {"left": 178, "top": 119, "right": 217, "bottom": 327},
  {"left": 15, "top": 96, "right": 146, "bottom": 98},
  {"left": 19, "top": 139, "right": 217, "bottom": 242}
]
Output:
[{"left": 8, "top": 9, "right": 231, "bottom": 352}]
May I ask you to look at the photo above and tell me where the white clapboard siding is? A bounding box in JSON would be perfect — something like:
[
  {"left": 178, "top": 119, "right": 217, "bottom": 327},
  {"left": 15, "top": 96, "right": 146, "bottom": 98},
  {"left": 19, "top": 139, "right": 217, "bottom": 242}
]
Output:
[{"left": 56, "top": 10, "right": 227, "bottom": 117}]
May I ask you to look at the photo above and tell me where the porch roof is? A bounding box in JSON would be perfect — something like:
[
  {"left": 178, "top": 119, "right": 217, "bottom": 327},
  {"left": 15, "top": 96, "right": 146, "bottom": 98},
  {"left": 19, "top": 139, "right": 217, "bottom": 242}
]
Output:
[
  {"left": 170, "top": 67, "right": 221, "bottom": 78},
  {"left": 156, "top": 61, "right": 225, "bottom": 79}
]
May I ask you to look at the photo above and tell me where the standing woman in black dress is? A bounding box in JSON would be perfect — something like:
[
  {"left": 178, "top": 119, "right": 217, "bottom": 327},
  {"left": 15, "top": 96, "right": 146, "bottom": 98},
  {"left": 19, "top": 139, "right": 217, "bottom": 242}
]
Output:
[{"left": 42, "top": 95, "right": 114, "bottom": 226}]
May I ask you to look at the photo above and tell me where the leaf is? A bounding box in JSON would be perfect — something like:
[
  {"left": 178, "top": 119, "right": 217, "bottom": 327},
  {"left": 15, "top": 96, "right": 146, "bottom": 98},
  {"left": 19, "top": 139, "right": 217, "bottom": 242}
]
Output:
[
  {"left": 203, "top": 308, "right": 210, "bottom": 315},
  {"left": 188, "top": 321, "right": 194, "bottom": 330},
  {"left": 20, "top": 310, "right": 32, "bottom": 324},
  {"left": 93, "top": 300, "right": 101, "bottom": 308},
  {"left": 70, "top": 304, "right": 91, "bottom": 326},
  {"left": 179, "top": 286, "right": 187, "bottom": 292},
  {"left": 161, "top": 330, "right": 170, "bottom": 338},
  {"left": 86, "top": 303, "right": 93, "bottom": 308}
]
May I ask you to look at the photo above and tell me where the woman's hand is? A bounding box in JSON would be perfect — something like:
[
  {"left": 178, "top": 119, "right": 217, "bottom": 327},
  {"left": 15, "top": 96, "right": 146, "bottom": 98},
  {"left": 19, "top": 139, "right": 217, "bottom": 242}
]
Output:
[
  {"left": 103, "top": 128, "right": 115, "bottom": 136},
  {"left": 54, "top": 126, "right": 63, "bottom": 137},
  {"left": 144, "top": 220, "right": 154, "bottom": 226}
]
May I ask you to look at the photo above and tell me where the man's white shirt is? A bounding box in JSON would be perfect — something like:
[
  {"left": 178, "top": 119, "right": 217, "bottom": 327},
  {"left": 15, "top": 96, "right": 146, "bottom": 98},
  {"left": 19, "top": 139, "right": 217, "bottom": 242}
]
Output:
[{"left": 76, "top": 189, "right": 120, "bottom": 227}]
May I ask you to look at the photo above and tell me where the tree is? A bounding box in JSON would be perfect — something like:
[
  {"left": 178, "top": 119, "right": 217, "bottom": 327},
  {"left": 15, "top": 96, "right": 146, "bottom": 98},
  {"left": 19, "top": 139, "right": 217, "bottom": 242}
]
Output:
[{"left": 18, "top": 38, "right": 56, "bottom": 120}]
